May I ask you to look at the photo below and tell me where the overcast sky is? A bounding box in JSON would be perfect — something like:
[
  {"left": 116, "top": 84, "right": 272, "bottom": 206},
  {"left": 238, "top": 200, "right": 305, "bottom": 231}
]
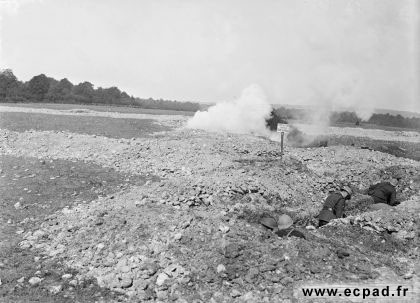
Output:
[{"left": 0, "top": 0, "right": 419, "bottom": 112}]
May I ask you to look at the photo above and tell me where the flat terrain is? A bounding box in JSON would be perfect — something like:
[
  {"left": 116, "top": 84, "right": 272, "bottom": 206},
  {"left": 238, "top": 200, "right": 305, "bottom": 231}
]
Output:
[
  {"left": 0, "top": 112, "right": 170, "bottom": 139},
  {"left": 0, "top": 106, "right": 419, "bottom": 302},
  {"left": 333, "top": 121, "right": 420, "bottom": 133},
  {"left": 0, "top": 103, "right": 195, "bottom": 116}
]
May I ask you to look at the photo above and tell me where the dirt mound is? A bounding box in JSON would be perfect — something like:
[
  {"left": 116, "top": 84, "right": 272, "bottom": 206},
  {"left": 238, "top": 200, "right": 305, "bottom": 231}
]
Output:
[
  {"left": 1, "top": 126, "right": 419, "bottom": 301},
  {"left": 21, "top": 188, "right": 419, "bottom": 301},
  {"left": 331, "top": 199, "right": 420, "bottom": 241}
]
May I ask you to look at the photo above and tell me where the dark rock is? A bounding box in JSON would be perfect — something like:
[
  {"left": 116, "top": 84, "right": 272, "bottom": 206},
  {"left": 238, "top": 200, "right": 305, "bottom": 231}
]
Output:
[{"left": 337, "top": 249, "right": 350, "bottom": 259}]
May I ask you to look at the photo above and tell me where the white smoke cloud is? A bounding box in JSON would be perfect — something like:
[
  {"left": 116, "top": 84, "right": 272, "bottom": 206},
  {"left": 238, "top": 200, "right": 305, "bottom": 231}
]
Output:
[
  {"left": 268, "top": 0, "right": 420, "bottom": 116},
  {"left": 187, "top": 84, "right": 272, "bottom": 135},
  {"left": 305, "top": 64, "right": 374, "bottom": 125}
]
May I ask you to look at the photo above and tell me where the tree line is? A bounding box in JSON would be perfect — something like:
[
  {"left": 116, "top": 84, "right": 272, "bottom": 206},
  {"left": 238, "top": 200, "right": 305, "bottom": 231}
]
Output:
[
  {"left": 273, "top": 107, "right": 420, "bottom": 131},
  {"left": 0, "top": 69, "right": 201, "bottom": 112},
  {"left": 330, "top": 111, "right": 420, "bottom": 130},
  {"left": 2, "top": 69, "right": 419, "bottom": 129}
]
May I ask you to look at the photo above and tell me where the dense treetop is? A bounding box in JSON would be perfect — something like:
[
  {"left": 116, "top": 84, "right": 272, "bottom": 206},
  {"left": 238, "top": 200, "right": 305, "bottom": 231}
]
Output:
[
  {"left": 273, "top": 107, "right": 420, "bottom": 131},
  {"left": 0, "top": 69, "right": 200, "bottom": 112}
]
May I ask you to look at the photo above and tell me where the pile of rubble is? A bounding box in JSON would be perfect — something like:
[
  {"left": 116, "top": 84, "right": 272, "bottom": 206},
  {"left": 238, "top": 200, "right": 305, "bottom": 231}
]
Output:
[
  {"left": 1, "top": 124, "right": 420, "bottom": 301},
  {"left": 19, "top": 185, "right": 419, "bottom": 301},
  {"left": 331, "top": 199, "right": 420, "bottom": 241}
]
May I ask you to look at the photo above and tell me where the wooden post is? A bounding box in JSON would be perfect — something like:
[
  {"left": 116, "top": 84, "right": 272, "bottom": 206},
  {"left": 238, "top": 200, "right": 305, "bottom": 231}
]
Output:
[{"left": 281, "top": 131, "right": 284, "bottom": 156}]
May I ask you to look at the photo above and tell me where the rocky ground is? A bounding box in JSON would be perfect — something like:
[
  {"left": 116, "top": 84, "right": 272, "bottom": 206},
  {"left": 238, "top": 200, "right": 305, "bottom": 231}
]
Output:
[{"left": 0, "top": 107, "right": 419, "bottom": 302}]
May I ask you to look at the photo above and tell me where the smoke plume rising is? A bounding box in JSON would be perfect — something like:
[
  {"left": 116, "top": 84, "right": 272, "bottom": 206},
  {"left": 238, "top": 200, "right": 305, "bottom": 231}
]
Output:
[{"left": 187, "top": 84, "right": 272, "bottom": 135}]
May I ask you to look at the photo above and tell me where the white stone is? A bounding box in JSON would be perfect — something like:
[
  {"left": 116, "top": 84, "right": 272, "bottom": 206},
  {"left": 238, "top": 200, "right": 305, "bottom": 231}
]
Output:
[
  {"left": 216, "top": 264, "right": 226, "bottom": 273},
  {"left": 61, "top": 274, "right": 72, "bottom": 280},
  {"left": 219, "top": 225, "right": 230, "bottom": 233},
  {"left": 156, "top": 273, "right": 169, "bottom": 286},
  {"left": 28, "top": 277, "right": 42, "bottom": 286},
  {"left": 48, "top": 284, "right": 62, "bottom": 294},
  {"left": 68, "top": 279, "right": 78, "bottom": 286}
]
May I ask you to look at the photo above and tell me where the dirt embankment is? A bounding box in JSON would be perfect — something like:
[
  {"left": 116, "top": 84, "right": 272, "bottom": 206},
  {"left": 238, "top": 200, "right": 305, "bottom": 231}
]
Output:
[
  {"left": 275, "top": 123, "right": 420, "bottom": 161},
  {"left": 1, "top": 124, "right": 419, "bottom": 302}
]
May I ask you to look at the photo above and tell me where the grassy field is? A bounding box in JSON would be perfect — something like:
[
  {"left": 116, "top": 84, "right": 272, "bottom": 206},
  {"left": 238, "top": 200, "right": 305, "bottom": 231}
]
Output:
[
  {"left": 0, "top": 112, "right": 171, "bottom": 138},
  {"left": 0, "top": 102, "right": 196, "bottom": 116},
  {"left": 0, "top": 155, "right": 156, "bottom": 302}
]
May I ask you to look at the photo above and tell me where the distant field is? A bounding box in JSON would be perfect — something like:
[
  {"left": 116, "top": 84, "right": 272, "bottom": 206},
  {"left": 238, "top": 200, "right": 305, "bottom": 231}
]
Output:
[
  {"left": 0, "top": 112, "right": 171, "bottom": 138},
  {"left": 286, "top": 119, "right": 419, "bottom": 133},
  {"left": 332, "top": 122, "right": 420, "bottom": 133},
  {"left": 328, "top": 135, "right": 420, "bottom": 161},
  {"left": 285, "top": 120, "right": 419, "bottom": 133},
  {"left": 0, "top": 102, "right": 196, "bottom": 116}
]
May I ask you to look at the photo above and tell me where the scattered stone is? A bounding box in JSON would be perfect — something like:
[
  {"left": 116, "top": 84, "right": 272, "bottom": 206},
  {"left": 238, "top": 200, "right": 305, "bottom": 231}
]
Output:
[
  {"left": 241, "top": 291, "right": 256, "bottom": 302},
  {"left": 156, "top": 273, "right": 169, "bottom": 286},
  {"left": 337, "top": 249, "right": 350, "bottom": 259},
  {"left": 61, "top": 274, "right": 72, "bottom": 280},
  {"left": 224, "top": 243, "right": 242, "bottom": 258},
  {"left": 245, "top": 268, "right": 259, "bottom": 283},
  {"left": 19, "top": 241, "right": 32, "bottom": 249},
  {"left": 17, "top": 277, "right": 25, "bottom": 283},
  {"left": 219, "top": 225, "right": 230, "bottom": 233},
  {"left": 230, "top": 289, "right": 241, "bottom": 297},
  {"left": 47, "top": 284, "right": 62, "bottom": 294},
  {"left": 164, "top": 264, "right": 183, "bottom": 278},
  {"left": 28, "top": 277, "right": 42, "bottom": 286},
  {"left": 119, "top": 277, "right": 133, "bottom": 289},
  {"left": 280, "top": 277, "right": 294, "bottom": 285},
  {"left": 156, "top": 290, "right": 168, "bottom": 300},
  {"left": 68, "top": 279, "right": 78, "bottom": 286},
  {"left": 216, "top": 264, "right": 226, "bottom": 273}
]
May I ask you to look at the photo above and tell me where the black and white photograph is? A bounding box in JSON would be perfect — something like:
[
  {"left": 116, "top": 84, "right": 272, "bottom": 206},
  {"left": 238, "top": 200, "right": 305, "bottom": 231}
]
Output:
[{"left": 0, "top": 0, "right": 419, "bottom": 302}]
